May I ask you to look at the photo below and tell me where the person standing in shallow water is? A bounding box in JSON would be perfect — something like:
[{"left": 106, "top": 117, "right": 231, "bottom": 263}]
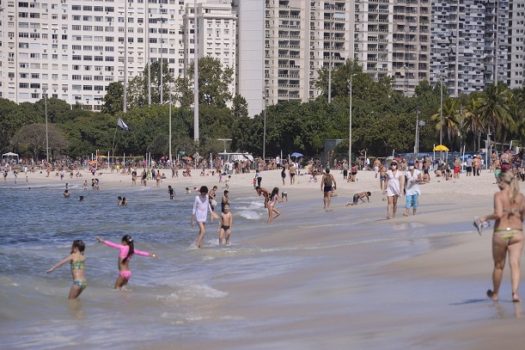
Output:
[
  {"left": 192, "top": 186, "right": 219, "bottom": 248},
  {"left": 47, "top": 240, "right": 87, "bottom": 299},
  {"left": 476, "top": 172, "right": 525, "bottom": 302},
  {"left": 321, "top": 168, "right": 336, "bottom": 210}
]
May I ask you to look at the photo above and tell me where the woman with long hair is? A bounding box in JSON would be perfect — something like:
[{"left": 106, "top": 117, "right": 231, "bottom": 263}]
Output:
[
  {"left": 267, "top": 187, "right": 281, "bottom": 224},
  {"left": 476, "top": 172, "right": 525, "bottom": 302},
  {"left": 97, "top": 235, "right": 156, "bottom": 290}
]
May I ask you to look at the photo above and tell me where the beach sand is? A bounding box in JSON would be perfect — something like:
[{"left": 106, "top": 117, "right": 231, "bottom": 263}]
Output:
[{"left": 4, "top": 167, "right": 525, "bottom": 349}]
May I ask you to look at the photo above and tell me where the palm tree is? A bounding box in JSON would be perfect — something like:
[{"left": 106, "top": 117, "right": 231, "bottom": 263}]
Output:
[
  {"left": 509, "top": 87, "right": 525, "bottom": 144},
  {"left": 476, "top": 84, "right": 514, "bottom": 143},
  {"left": 431, "top": 97, "right": 462, "bottom": 145},
  {"left": 461, "top": 93, "right": 484, "bottom": 151}
]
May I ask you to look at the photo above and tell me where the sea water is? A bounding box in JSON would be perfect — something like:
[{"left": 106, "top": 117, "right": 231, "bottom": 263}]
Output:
[
  {"left": 0, "top": 183, "right": 282, "bottom": 349},
  {"left": 0, "top": 182, "right": 500, "bottom": 349}
]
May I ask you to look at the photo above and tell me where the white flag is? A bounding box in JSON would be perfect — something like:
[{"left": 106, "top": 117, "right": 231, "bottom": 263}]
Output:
[{"left": 117, "top": 118, "right": 129, "bottom": 131}]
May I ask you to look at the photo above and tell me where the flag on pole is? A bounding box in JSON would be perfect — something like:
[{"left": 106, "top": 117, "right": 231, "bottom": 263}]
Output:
[{"left": 117, "top": 118, "right": 129, "bottom": 131}]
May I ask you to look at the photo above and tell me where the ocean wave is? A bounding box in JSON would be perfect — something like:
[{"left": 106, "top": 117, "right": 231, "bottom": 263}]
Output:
[
  {"left": 158, "top": 283, "right": 228, "bottom": 302},
  {"left": 237, "top": 210, "right": 262, "bottom": 220},
  {"left": 235, "top": 200, "right": 264, "bottom": 210}
]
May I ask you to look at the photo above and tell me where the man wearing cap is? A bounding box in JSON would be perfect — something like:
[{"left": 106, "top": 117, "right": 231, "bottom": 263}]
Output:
[{"left": 404, "top": 160, "right": 422, "bottom": 216}]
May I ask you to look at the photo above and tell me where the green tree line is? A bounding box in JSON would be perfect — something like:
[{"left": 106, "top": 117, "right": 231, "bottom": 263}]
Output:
[{"left": 1, "top": 58, "right": 524, "bottom": 160}]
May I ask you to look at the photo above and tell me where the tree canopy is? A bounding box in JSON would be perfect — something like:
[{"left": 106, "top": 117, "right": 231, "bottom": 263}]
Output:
[{"left": 3, "top": 59, "right": 525, "bottom": 161}]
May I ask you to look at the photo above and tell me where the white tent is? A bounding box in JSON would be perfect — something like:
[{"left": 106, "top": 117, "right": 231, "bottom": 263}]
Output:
[{"left": 2, "top": 152, "right": 19, "bottom": 163}]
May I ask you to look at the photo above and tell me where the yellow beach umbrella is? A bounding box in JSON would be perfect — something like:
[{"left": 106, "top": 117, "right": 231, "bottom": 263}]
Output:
[{"left": 433, "top": 144, "right": 449, "bottom": 152}]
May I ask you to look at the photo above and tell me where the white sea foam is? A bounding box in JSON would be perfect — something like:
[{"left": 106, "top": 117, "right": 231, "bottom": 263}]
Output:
[
  {"left": 237, "top": 210, "right": 262, "bottom": 220},
  {"left": 236, "top": 201, "right": 264, "bottom": 210}
]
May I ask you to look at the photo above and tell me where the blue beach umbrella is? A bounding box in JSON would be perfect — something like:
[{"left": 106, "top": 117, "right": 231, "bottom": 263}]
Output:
[{"left": 290, "top": 152, "right": 303, "bottom": 158}]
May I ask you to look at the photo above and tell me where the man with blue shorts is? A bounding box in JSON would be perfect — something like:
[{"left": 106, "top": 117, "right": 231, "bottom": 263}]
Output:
[{"left": 404, "top": 160, "right": 422, "bottom": 216}]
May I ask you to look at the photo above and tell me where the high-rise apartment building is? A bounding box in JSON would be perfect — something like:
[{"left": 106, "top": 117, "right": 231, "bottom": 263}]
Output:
[
  {"left": 430, "top": 0, "right": 509, "bottom": 96},
  {"left": 233, "top": 0, "right": 265, "bottom": 118},
  {"left": 355, "top": 0, "right": 431, "bottom": 96},
  {"left": 508, "top": 0, "right": 525, "bottom": 88},
  {"left": 263, "top": 0, "right": 353, "bottom": 106},
  {"left": 183, "top": 0, "right": 237, "bottom": 98},
  {"left": 0, "top": 0, "right": 236, "bottom": 110}
]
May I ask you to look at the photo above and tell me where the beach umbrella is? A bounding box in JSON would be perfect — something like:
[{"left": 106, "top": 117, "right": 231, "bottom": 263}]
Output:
[
  {"left": 290, "top": 152, "right": 304, "bottom": 158},
  {"left": 433, "top": 144, "right": 449, "bottom": 152}
]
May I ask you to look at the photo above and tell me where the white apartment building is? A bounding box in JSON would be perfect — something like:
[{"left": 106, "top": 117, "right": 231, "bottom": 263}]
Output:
[
  {"left": 233, "top": 0, "right": 264, "bottom": 117},
  {"left": 0, "top": 0, "right": 236, "bottom": 110},
  {"left": 264, "top": 0, "right": 353, "bottom": 106},
  {"left": 355, "top": 0, "right": 431, "bottom": 96},
  {"left": 183, "top": 0, "right": 237, "bottom": 100},
  {"left": 508, "top": 0, "right": 525, "bottom": 88}
]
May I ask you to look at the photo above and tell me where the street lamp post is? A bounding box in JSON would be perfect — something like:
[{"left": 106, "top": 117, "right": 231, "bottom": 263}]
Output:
[
  {"left": 263, "top": 92, "right": 267, "bottom": 161},
  {"left": 168, "top": 84, "right": 172, "bottom": 163},
  {"left": 160, "top": 15, "right": 165, "bottom": 104},
  {"left": 44, "top": 90, "right": 49, "bottom": 163},
  {"left": 414, "top": 109, "right": 425, "bottom": 156},
  {"left": 193, "top": 0, "right": 199, "bottom": 143},
  {"left": 348, "top": 75, "right": 353, "bottom": 166},
  {"left": 439, "top": 73, "right": 443, "bottom": 146},
  {"left": 327, "top": 2, "right": 333, "bottom": 103}
]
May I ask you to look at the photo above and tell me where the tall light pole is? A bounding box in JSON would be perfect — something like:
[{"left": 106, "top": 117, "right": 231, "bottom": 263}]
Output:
[
  {"left": 123, "top": 0, "right": 128, "bottom": 112},
  {"left": 263, "top": 92, "right": 267, "bottom": 160},
  {"left": 439, "top": 73, "right": 443, "bottom": 146},
  {"left": 348, "top": 74, "right": 353, "bottom": 166},
  {"left": 146, "top": 0, "right": 151, "bottom": 105},
  {"left": 327, "top": 2, "right": 333, "bottom": 103},
  {"left": 160, "top": 15, "right": 164, "bottom": 104},
  {"left": 168, "top": 84, "right": 172, "bottom": 163},
  {"left": 193, "top": 0, "right": 199, "bottom": 143},
  {"left": 414, "top": 109, "right": 425, "bottom": 156},
  {"left": 44, "top": 90, "right": 49, "bottom": 163}
]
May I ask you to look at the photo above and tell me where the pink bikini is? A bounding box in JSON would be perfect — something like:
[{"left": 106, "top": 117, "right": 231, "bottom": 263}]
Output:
[{"left": 101, "top": 240, "right": 151, "bottom": 280}]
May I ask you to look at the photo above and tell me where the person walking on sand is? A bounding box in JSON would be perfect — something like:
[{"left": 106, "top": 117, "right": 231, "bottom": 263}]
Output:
[
  {"left": 192, "top": 186, "right": 219, "bottom": 248},
  {"left": 475, "top": 172, "right": 525, "bottom": 302},
  {"left": 267, "top": 187, "right": 282, "bottom": 224},
  {"left": 321, "top": 168, "right": 336, "bottom": 210},
  {"left": 218, "top": 204, "right": 233, "bottom": 246},
  {"left": 385, "top": 160, "right": 404, "bottom": 219},
  {"left": 47, "top": 240, "right": 87, "bottom": 299},
  {"left": 404, "top": 161, "right": 422, "bottom": 216}
]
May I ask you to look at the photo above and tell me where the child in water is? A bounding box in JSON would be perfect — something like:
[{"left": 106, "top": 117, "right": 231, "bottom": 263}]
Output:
[
  {"left": 47, "top": 240, "right": 87, "bottom": 299},
  {"left": 218, "top": 204, "right": 233, "bottom": 246},
  {"left": 168, "top": 185, "right": 174, "bottom": 200},
  {"left": 97, "top": 235, "right": 156, "bottom": 290}
]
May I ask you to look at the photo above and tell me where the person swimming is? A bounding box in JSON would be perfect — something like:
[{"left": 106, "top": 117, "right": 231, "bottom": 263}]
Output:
[
  {"left": 97, "top": 235, "right": 156, "bottom": 290},
  {"left": 47, "top": 240, "right": 87, "bottom": 299}
]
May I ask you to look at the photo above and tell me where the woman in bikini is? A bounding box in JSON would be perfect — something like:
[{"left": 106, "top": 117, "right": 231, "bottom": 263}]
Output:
[
  {"left": 477, "top": 172, "right": 525, "bottom": 302},
  {"left": 267, "top": 187, "right": 282, "bottom": 224},
  {"left": 97, "top": 235, "right": 156, "bottom": 289},
  {"left": 47, "top": 240, "right": 87, "bottom": 299}
]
